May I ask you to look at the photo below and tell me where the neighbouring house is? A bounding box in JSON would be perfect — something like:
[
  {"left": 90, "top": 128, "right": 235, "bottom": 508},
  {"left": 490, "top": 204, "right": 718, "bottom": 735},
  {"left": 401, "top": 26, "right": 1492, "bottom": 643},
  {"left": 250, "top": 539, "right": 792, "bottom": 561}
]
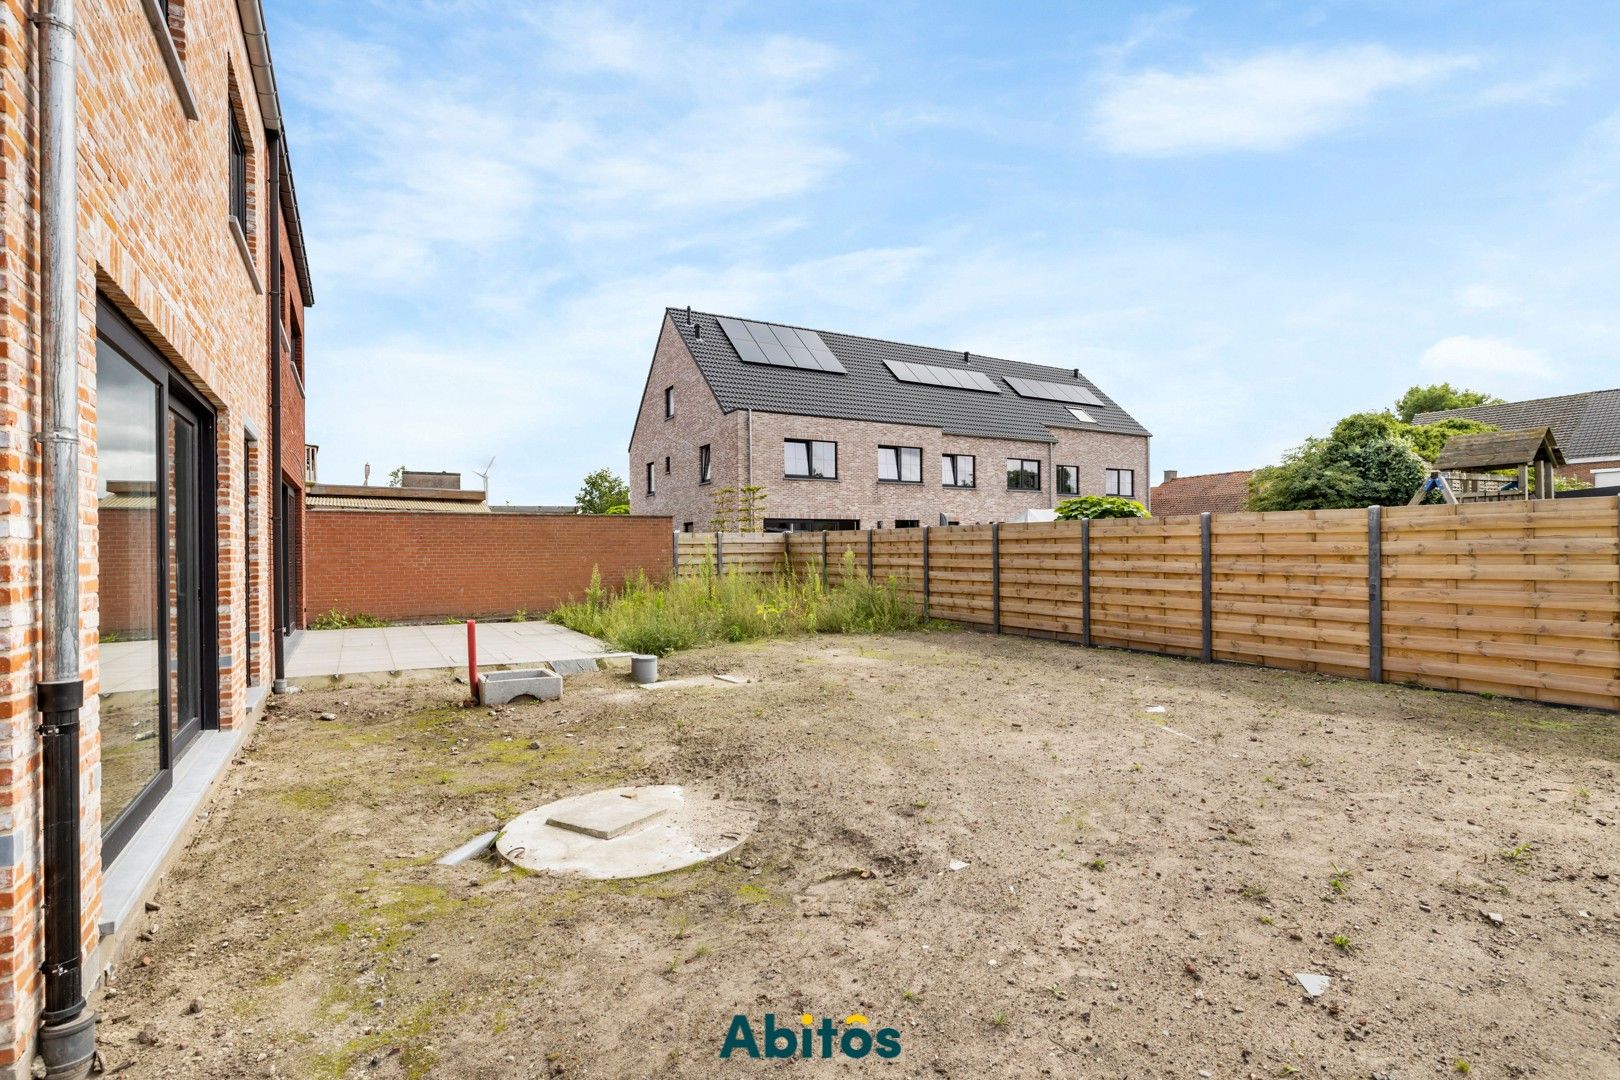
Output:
[
  {"left": 628, "top": 309, "right": 1151, "bottom": 531},
  {"left": 1149, "top": 469, "right": 1255, "bottom": 517},
  {"left": 1414, "top": 389, "right": 1620, "bottom": 488},
  {"left": 0, "top": 3, "right": 313, "bottom": 1073}
]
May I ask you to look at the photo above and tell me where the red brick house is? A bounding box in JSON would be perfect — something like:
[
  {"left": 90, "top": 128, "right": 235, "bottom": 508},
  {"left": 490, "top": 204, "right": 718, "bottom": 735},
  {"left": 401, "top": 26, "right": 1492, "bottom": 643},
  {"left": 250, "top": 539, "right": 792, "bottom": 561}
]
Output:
[
  {"left": 629, "top": 309, "right": 1151, "bottom": 531},
  {"left": 0, "top": 2, "right": 312, "bottom": 1073}
]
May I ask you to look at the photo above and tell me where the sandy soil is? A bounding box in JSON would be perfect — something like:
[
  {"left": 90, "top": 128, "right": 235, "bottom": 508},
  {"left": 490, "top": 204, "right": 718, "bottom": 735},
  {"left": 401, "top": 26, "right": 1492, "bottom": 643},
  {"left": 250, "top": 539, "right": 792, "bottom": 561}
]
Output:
[{"left": 98, "top": 631, "right": 1619, "bottom": 1079}]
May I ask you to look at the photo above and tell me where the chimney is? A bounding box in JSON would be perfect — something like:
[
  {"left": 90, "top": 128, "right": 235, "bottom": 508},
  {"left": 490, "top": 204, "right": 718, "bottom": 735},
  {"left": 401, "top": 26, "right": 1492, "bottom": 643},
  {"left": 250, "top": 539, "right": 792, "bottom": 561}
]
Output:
[{"left": 1163, "top": 469, "right": 1178, "bottom": 483}]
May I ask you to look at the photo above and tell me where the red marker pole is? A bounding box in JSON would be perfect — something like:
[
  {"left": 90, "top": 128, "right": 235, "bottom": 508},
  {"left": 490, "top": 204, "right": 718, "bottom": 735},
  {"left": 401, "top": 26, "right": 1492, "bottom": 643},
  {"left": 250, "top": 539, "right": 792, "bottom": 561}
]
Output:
[{"left": 466, "top": 619, "right": 479, "bottom": 704}]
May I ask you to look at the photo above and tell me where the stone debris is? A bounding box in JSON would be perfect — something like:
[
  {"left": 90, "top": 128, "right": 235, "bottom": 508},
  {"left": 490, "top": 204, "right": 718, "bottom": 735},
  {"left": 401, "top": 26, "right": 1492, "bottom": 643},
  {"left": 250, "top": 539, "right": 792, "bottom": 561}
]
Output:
[
  {"left": 947, "top": 859, "right": 970, "bottom": 872},
  {"left": 1294, "top": 972, "right": 1331, "bottom": 997},
  {"left": 1144, "top": 705, "right": 1168, "bottom": 714},
  {"left": 1480, "top": 909, "right": 1504, "bottom": 927},
  {"left": 319, "top": 713, "right": 337, "bottom": 722}
]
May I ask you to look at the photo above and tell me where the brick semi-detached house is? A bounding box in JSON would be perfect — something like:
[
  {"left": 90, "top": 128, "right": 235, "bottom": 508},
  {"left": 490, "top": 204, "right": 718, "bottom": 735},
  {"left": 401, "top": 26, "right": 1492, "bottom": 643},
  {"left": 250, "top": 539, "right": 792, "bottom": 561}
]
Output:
[
  {"left": 629, "top": 309, "right": 1151, "bottom": 531},
  {"left": 0, "top": 1, "right": 313, "bottom": 1072}
]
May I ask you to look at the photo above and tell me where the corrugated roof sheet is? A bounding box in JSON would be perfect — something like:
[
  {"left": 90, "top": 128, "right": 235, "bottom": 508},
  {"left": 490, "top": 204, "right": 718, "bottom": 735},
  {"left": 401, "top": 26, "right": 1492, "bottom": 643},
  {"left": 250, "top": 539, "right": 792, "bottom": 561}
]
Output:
[
  {"left": 669, "top": 308, "right": 1150, "bottom": 444},
  {"left": 1416, "top": 389, "right": 1620, "bottom": 460}
]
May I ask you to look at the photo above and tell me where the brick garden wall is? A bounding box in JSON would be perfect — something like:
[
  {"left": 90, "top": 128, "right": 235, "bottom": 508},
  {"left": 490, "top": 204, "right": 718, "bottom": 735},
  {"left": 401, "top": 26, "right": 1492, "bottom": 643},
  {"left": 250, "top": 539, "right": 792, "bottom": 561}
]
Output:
[{"left": 304, "top": 512, "right": 676, "bottom": 623}]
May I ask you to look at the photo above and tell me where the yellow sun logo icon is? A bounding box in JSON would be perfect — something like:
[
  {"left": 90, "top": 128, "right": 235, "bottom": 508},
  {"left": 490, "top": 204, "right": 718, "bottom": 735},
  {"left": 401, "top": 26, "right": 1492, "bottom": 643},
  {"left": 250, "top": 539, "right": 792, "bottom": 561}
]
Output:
[
  {"left": 843, "top": 1013, "right": 868, "bottom": 1025},
  {"left": 801, "top": 1013, "right": 814, "bottom": 1026}
]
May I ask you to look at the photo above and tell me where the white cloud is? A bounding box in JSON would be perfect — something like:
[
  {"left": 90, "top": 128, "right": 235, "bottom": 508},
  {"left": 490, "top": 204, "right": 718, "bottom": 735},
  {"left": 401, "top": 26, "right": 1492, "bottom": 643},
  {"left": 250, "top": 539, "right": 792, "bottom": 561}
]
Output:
[
  {"left": 1420, "top": 335, "right": 1553, "bottom": 379},
  {"left": 1091, "top": 45, "right": 1475, "bottom": 155},
  {"left": 1455, "top": 283, "right": 1517, "bottom": 312}
]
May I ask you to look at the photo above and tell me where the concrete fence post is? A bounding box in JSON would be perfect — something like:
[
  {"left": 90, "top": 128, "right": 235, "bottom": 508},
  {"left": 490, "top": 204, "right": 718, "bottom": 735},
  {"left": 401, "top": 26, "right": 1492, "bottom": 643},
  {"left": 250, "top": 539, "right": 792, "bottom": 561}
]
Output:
[
  {"left": 867, "top": 528, "right": 875, "bottom": 582},
  {"left": 921, "top": 525, "right": 931, "bottom": 619},
  {"left": 1367, "top": 504, "right": 1384, "bottom": 684},
  {"left": 821, "top": 531, "right": 829, "bottom": 589},
  {"left": 991, "top": 522, "right": 1001, "bottom": 634},
  {"left": 715, "top": 531, "right": 724, "bottom": 576},
  {"left": 1080, "top": 517, "right": 1092, "bottom": 647},
  {"left": 1200, "top": 512, "right": 1213, "bottom": 663}
]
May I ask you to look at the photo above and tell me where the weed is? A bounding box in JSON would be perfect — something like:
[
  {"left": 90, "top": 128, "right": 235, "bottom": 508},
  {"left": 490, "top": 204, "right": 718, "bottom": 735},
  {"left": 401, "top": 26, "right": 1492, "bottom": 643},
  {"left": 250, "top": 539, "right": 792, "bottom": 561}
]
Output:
[
  {"left": 1330, "top": 933, "right": 1356, "bottom": 954},
  {"left": 902, "top": 989, "right": 918, "bottom": 1002},
  {"left": 549, "top": 562, "right": 925, "bottom": 656},
  {"left": 1239, "top": 881, "right": 1269, "bottom": 903},
  {"left": 1454, "top": 1061, "right": 1472, "bottom": 1075},
  {"left": 1328, "top": 864, "right": 1353, "bottom": 896},
  {"left": 1130, "top": 762, "right": 1143, "bottom": 773},
  {"left": 1046, "top": 983, "right": 1067, "bottom": 1000},
  {"left": 1297, "top": 755, "right": 1316, "bottom": 769},
  {"left": 512, "top": 608, "right": 529, "bottom": 623},
  {"left": 911, "top": 799, "right": 929, "bottom": 810},
  {"left": 991, "top": 1011, "right": 1008, "bottom": 1029},
  {"left": 1500, "top": 842, "right": 1534, "bottom": 869},
  {"left": 1086, "top": 858, "right": 1107, "bottom": 871},
  {"left": 1574, "top": 786, "right": 1591, "bottom": 801},
  {"left": 1258, "top": 915, "right": 1274, "bottom": 926},
  {"left": 312, "top": 609, "right": 388, "bottom": 630}
]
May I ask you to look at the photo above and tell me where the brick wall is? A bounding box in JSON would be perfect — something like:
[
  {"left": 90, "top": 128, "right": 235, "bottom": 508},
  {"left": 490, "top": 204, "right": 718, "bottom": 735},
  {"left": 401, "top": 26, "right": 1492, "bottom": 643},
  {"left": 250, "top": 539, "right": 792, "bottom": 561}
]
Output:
[
  {"left": 1563, "top": 458, "right": 1620, "bottom": 487},
  {"left": 304, "top": 512, "right": 676, "bottom": 623}
]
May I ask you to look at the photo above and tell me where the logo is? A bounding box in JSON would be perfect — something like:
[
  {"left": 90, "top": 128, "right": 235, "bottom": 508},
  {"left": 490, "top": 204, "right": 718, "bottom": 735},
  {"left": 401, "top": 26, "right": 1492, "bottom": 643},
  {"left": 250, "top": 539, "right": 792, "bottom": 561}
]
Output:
[{"left": 719, "top": 1012, "right": 901, "bottom": 1060}]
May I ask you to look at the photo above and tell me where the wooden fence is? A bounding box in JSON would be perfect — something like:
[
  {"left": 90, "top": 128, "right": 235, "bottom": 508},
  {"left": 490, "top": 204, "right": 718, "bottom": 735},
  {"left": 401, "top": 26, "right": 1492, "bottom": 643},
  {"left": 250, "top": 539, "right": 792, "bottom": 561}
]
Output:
[{"left": 669, "top": 498, "right": 1620, "bottom": 712}]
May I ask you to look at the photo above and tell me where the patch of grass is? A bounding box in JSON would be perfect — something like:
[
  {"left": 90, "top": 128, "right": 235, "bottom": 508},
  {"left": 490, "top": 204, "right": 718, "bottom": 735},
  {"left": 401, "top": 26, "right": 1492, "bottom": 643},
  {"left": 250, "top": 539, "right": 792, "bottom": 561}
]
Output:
[
  {"left": 1086, "top": 858, "right": 1107, "bottom": 871},
  {"left": 911, "top": 799, "right": 929, "bottom": 810},
  {"left": 1454, "top": 1060, "right": 1472, "bottom": 1075},
  {"left": 309, "top": 998, "right": 445, "bottom": 1080},
  {"left": 990, "top": 1010, "right": 1008, "bottom": 1029},
  {"left": 312, "top": 609, "right": 389, "bottom": 630},
  {"left": 901, "top": 989, "right": 918, "bottom": 1002},
  {"left": 1328, "top": 864, "right": 1353, "bottom": 896},
  {"left": 1258, "top": 915, "right": 1274, "bottom": 926},
  {"left": 278, "top": 783, "right": 338, "bottom": 812},
  {"left": 1574, "top": 785, "right": 1591, "bottom": 801},
  {"left": 735, "top": 883, "right": 784, "bottom": 906},
  {"left": 1297, "top": 755, "right": 1316, "bottom": 769},
  {"left": 1239, "top": 881, "right": 1269, "bottom": 903},
  {"left": 1330, "top": 933, "right": 1356, "bottom": 954},
  {"left": 1500, "top": 842, "right": 1534, "bottom": 869},
  {"left": 549, "top": 559, "right": 925, "bottom": 657}
]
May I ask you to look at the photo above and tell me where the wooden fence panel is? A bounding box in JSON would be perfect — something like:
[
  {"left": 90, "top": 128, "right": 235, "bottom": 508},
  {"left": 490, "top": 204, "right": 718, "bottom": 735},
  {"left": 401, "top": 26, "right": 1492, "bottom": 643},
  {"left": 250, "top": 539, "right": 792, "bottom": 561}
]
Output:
[
  {"left": 1380, "top": 497, "right": 1620, "bottom": 711},
  {"left": 1089, "top": 516, "right": 1203, "bottom": 656},
  {"left": 926, "top": 524, "right": 994, "bottom": 626},
  {"left": 661, "top": 499, "right": 1620, "bottom": 713},
  {"left": 873, "top": 529, "right": 926, "bottom": 603},
  {"left": 998, "top": 520, "right": 1085, "bottom": 639},
  {"left": 1209, "top": 508, "right": 1371, "bottom": 678}
]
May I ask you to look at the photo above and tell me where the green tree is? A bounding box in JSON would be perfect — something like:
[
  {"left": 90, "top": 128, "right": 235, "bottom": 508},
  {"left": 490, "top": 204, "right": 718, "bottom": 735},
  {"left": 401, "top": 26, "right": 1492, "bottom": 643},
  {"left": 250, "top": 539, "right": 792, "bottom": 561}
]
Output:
[
  {"left": 1393, "top": 383, "right": 1502, "bottom": 423},
  {"left": 387, "top": 466, "right": 404, "bottom": 487},
  {"left": 575, "top": 468, "right": 630, "bottom": 515},
  {"left": 1055, "top": 496, "right": 1149, "bottom": 520}
]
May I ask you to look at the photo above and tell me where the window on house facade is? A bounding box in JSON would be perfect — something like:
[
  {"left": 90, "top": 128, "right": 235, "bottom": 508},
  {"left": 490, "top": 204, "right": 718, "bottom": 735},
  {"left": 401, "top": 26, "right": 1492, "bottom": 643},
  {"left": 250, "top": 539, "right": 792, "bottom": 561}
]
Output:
[
  {"left": 290, "top": 315, "right": 304, "bottom": 384},
  {"left": 645, "top": 462, "right": 655, "bottom": 495},
  {"left": 1056, "top": 465, "right": 1078, "bottom": 495},
  {"left": 877, "top": 445, "right": 921, "bottom": 483},
  {"left": 1105, "top": 468, "right": 1135, "bottom": 498},
  {"left": 664, "top": 386, "right": 674, "bottom": 419},
  {"left": 699, "top": 444, "right": 712, "bottom": 484},
  {"left": 1007, "top": 458, "right": 1041, "bottom": 491},
  {"left": 784, "top": 439, "right": 836, "bottom": 479},
  {"left": 895, "top": 519, "right": 920, "bottom": 529},
  {"left": 229, "top": 113, "right": 248, "bottom": 230},
  {"left": 941, "top": 453, "right": 975, "bottom": 488},
  {"left": 664, "top": 456, "right": 671, "bottom": 475}
]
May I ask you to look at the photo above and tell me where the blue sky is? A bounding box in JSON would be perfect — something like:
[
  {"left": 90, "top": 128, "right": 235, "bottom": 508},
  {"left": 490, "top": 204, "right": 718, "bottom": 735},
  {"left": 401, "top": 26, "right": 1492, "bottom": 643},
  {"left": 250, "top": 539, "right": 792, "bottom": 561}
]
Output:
[{"left": 273, "top": 1, "right": 1620, "bottom": 504}]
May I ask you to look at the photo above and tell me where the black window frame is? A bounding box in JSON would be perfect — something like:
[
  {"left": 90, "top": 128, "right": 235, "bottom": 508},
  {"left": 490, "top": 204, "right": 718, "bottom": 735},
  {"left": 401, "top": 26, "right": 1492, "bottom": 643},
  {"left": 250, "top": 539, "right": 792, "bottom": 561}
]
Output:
[
  {"left": 698, "top": 444, "right": 712, "bottom": 485},
  {"left": 941, "top": 453, "right": 976, "bottom": 488},
  {"left": 1056, "top": 464, "right": 1079, "bottom": 496},
  {"left": 228, "top": 111, "right": 247, "bottom": 229},
  {"left": 877, "top": 444, "right": 922, "bottom": 484},
  {"left": 1105, "top": 467, "right": 1135, "bottom": 498},
  {"left": 894, "top": 518, "right": 921, "bottom": 529},
  {"left": 664, "top": 455, "right": 671, "bottom": 475},
  {"left": 645, "top": 461, "right": 655, "bottom": 496},
  {"left": 663, "top": 386, "right": 674, "bottom": 419},
  {"left": 1007, "top": 457, "right": 1041, "bottom": 491},
  {"left": 784, "top": 438, "right": 838, "bottom": 480}
]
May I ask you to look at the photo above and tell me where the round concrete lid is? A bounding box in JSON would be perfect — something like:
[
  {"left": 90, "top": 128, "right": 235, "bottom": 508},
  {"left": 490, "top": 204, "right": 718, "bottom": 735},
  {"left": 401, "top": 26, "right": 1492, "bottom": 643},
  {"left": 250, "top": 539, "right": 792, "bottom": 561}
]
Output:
[{"left": 496, "top": 785, "right": 754, "bottom": 879}]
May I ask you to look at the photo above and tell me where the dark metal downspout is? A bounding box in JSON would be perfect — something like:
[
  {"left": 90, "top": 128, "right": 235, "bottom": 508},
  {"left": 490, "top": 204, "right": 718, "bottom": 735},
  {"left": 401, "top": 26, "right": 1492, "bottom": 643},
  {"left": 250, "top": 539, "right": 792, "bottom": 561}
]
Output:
[
  {"left": 36, "top": 0, "right": 96, "bottom": 1074},
  {"left": 268, "top": 131, "right": 289, "bottom": 692}
]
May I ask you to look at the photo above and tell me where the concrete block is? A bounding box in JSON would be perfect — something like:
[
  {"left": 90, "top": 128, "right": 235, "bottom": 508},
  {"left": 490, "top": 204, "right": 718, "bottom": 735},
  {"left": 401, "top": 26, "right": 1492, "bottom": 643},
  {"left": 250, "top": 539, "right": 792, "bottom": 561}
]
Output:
[
  {"left": 549, "top": 656, "right": 604, "bottom": 677},
  {"left": 546, "top": 792, "right": 669, "bottom": 839},
  {"left": 479, "top": 668, "right": 562, "bottom": 705}
]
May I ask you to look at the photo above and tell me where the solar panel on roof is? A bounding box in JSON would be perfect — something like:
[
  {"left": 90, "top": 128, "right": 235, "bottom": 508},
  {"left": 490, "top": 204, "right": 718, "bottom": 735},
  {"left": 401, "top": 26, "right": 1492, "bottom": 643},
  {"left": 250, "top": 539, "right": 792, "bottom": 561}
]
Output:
[
  {"left": 717, "top": 317, "right": 847, "bottom": 374},
  {"left": 881, "top": 358, "right": 999, "bottom": 394},
  {"left": 1005, "top": 376, "right": 1104, "bottom": 408}
]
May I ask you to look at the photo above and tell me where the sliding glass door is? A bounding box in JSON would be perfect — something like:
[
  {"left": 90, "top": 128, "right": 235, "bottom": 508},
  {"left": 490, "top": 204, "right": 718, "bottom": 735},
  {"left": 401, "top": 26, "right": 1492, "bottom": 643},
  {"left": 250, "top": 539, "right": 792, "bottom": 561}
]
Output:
[{"left": 97, "top": 301, "right": 217, "bottom": 864}]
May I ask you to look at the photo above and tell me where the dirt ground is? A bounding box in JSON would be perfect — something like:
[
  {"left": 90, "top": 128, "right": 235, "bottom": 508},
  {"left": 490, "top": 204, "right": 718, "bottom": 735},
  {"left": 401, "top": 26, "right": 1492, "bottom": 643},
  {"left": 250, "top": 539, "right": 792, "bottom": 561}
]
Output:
[{"left": 98, "top": 630, "right": 1619, "bottom": 1079}]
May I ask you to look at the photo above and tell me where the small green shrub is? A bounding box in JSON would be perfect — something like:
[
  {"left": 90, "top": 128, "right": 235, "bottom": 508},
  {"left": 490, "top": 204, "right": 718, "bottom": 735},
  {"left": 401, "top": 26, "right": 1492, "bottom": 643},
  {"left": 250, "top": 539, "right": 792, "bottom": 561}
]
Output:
[
  {"left": 1054, "top": 496, "right": 1150, "bottom": 520},
  {"left": 313, "top": 609, "right": 389, "bottom": 630},
  {"left": 548, "top": 559, "right": 925, "bottom": 656}
]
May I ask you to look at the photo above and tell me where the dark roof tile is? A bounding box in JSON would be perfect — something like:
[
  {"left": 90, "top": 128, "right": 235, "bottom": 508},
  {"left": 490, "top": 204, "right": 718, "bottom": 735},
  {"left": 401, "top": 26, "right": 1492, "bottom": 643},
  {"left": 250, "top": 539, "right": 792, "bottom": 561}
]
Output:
[{"left": 1415, "top": 389, "right": 1620, "bottom": 459}]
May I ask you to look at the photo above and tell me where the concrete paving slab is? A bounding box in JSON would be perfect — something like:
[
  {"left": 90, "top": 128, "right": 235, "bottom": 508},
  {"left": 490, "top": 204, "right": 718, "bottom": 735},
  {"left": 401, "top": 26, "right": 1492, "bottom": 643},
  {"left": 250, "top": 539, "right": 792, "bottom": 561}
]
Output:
[
  {"left": 285, "top": 620, "right": 610, "bottom": 679},
  {"left": 497, "top": 785, "right": 755, "bottom": 879},
  {"left": 546, "top": 791, "right": 669, "bottom": 839}
]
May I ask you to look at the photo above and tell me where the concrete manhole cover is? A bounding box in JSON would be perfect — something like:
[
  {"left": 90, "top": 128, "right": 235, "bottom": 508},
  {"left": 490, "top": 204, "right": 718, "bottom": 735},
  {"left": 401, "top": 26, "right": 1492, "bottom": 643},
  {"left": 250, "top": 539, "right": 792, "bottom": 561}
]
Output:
[{"left": 496, "top": 785, "right": 755, "bottom": 879}]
